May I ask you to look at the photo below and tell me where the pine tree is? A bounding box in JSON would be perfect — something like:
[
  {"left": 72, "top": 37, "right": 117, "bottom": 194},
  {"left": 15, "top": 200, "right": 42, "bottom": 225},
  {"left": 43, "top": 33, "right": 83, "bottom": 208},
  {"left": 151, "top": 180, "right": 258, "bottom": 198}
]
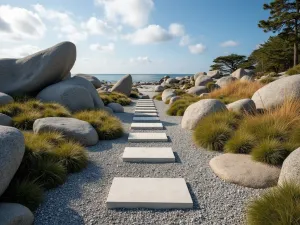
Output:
[
  {"left": 210, "top": 54, "right": 247, "bottom": 74},
  {"left": 259, "top": 0, "right": 300, "bottom": 66}
]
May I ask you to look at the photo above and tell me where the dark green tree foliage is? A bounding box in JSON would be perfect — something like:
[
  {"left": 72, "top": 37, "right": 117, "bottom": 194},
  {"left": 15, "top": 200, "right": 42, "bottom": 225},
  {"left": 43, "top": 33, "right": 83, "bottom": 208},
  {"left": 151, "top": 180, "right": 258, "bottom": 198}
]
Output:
[
  {"left": 210, "top": 54, "right": 247, "bottom": 74},
  {"left": 248, "top": 36, "right": 294, "bottom": 72},
  {"left": 259, "top": 0, "right": 300, "bottom": 66}
]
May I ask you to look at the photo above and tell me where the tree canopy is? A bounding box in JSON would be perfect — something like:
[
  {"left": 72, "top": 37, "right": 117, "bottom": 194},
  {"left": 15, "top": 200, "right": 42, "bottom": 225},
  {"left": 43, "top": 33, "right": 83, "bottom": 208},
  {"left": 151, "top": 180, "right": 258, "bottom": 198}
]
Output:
[{"left": 210, "top": 54, "right": 247, "bottom": 74}]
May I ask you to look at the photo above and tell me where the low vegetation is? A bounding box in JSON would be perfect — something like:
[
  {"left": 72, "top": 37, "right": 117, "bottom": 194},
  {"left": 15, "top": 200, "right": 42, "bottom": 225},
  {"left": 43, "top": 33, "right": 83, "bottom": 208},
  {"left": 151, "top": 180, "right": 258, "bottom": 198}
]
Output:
[
  {"left": 247, "top": 182, "right": 300, "bottom": 225},
  {"left": 286, "top": 64, "right": 300, "bottom": 75},
  {"left": 167, "top": 94, "right": 198, "bottom": 116},
  {"left": 74, "top": 110, "right": 123, "bottom": 140},
  {"left": 153, "top": 93, "right": 162, "bottom": 101},
  {"left": 99, "top": 92, "right": 131, "bottom": 106},
  {"left": 130, "top": 91, "right": 139, "bottom": 98}
]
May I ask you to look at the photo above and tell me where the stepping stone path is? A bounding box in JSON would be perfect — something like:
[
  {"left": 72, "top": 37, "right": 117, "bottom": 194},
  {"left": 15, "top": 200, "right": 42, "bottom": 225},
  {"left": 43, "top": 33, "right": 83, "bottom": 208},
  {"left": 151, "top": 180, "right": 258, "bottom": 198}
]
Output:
[{"left": 106, "top": 99, "right": 193, "bottom": 209}]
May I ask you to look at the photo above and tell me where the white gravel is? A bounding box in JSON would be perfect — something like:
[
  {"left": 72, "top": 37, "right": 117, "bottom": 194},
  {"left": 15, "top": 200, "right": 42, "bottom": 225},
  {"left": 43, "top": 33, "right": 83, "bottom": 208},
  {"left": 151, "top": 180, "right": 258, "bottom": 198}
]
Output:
[{"left": 34, "top": 88, "right": 262, "bottom": 225}]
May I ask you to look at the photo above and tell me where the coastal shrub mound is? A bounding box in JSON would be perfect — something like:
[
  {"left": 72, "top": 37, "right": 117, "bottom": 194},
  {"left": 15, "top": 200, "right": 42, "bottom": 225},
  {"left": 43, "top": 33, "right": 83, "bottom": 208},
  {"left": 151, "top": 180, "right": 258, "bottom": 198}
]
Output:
[
  {"left": 99, "top": 92, "right": 131, "bottom": 106},
  {"left": 74, "top": 110, "right": 123, "bottom": 140},
  {"left": 247, "top": 182, "right": 300, "bottom": 225},
  {"left": 167, "top": 94, "right": 198, "bottom": 116},
  {"left": 193, "top": 111, "right": 242, "bottom": 151},
  {"left": 153, "top": 93, "right": 162, "bottom": 101},
  {"left": 286, "top": 64, "right": 300, "bottom": 75},
  {"left": 0, "top": 100, "right": 71, "bottom": 130}
]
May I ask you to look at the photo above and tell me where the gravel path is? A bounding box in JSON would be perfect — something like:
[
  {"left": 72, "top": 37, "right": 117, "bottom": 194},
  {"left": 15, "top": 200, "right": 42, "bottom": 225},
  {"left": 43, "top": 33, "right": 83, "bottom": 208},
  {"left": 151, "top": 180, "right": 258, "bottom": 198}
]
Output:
[{"left": 34, "top": 88, "right": 262, "bottom": 225}]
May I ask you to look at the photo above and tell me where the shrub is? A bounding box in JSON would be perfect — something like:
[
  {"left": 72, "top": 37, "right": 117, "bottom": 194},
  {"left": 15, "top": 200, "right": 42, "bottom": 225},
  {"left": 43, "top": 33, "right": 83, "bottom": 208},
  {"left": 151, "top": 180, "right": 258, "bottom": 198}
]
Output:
[
  {"left": 153, "top": 93, "right": 162, "bottom": 101},
  {"left": 130, "top": 91, "right": 139, "bottom": 98},
  {"left": 286, "top": 64, "right": 300, "bottom": 75},
  {"left": 259, "top": 76, "right": 276, "bottom": 84},
  {"left": 167, "top": 95, "right": 199, "bottom": 116},
  {"left": 74, "top": 110, "right": 123, "bottom": 140},
  {"left": 99, "top": 92, "right": 131, "bottom": 106},
  {"left": 247, "top": 182, "right": 300, "bottom": 225}
]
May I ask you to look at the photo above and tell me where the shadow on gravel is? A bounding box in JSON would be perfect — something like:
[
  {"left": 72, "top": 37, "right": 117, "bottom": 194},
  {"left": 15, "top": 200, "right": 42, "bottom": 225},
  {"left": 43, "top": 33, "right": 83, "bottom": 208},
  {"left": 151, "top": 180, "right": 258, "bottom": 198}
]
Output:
[
  {"left": 115, "top": 112, "right": 133, "bottom": 124},
  {"left": 173, "top": 152, "right": 182, "bottom": 163},
  {"left": 186, "top": 182, "right": 200, "bottom": 209},
  {"left": 162, "top": 121, "right": 178, "bottom": 127}
]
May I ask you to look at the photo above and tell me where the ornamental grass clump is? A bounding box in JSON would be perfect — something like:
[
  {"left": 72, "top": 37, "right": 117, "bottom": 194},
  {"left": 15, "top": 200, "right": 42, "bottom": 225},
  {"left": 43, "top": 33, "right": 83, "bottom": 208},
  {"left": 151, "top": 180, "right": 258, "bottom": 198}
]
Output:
[
  {"left": 99, "top": 92, "right": 131, "bottom": 106},
  {"left": 167, "top": 94, "right": 199, "bottom": 116},
  {"left": 153, "top": 93, "right": 162, "bottom": 100}
]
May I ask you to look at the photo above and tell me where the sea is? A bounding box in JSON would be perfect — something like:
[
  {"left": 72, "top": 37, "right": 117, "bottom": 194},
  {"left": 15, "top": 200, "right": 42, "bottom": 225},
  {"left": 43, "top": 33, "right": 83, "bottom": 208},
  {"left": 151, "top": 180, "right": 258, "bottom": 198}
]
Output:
[{"left": 91, "top": 74, "right": 192, "bottom": 83}]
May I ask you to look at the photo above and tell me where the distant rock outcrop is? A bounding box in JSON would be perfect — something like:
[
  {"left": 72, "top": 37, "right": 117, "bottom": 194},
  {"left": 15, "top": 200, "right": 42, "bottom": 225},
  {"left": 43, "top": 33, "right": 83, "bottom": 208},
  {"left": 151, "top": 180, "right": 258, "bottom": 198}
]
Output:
[{"left": 111, "top": 74, "right": 133, "bottom": 96}]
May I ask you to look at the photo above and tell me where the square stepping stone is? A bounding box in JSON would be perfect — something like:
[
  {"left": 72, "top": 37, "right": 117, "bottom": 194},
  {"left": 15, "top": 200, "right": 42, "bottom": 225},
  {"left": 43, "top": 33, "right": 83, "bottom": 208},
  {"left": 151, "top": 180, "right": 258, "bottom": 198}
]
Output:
[
  {"left": 136, "top": 103, "right": 155, "bottom": 106},
  {"left": 133, "top": 117, "right": 160, "bottom": 121},
  {"left": 135, "top": 107, "right": 156, "bottom": 110},
  {"left": 106, "top": 178, "right": 193, "bottom": 209},
  {"left": 135, "top": 109, "right": 157, "bottom": 113},
  {"left": 136, "top": 105, "right": 155, "bottom": 108},
  {"left": 131, "top": 122, "right": 163, "bottom": 130},
  {"left": 134, "top": 113, "right": 158, "bottom": 117},
  {"left": 122, "top": 147, "right": 175, "bottom": 163},
  {"left": 128, "top": 133, "right": 168, "bottom": 142},
  {"left": 138, "top": 100, "right": 153, "bottom": 102}
]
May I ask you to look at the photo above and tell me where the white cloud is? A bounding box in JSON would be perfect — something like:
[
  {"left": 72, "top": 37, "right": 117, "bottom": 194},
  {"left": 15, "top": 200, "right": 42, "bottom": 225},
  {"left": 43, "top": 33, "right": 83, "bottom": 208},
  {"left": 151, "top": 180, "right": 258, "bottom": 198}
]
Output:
[
  {"left": 82, "top": 17, "right": 117, "bottom": 36},
  {"left": 123, "top": 24, "right": 172, "bottom": 45},
  {"left": 0, "top": 45, "right": 40, "bottom": 58},
  {"left": 95, "top": 0, "right": 154, "bottom": 28},
  {"left": 130, "top": 56, "right": 152, "bottom": 64},
  {"left": 169, "top": 23, "right": 185, "bottom": 37},
  {"left": 0, "top": 5, "right": 46, "bottom": 41},
  {"left": 189, "top": 44, "right": 206, "bottom": 54},
  {"left": 33, "top": 4, "right": 87, "bottom": 42},
  {"left": 179, "top": 35, "right": 190, "bottom": 46},
  {"left": 90, "top": 43, "right": 115, "bottom": 53},
  {"left": 220, "top": 40, "right": 239, "bottom": 47}
]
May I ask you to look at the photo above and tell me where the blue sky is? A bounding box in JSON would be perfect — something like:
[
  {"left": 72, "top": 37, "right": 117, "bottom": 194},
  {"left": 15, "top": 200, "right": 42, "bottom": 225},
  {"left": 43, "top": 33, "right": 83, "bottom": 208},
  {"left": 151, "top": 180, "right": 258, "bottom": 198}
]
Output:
[{"left": 0, "top": 0, "right": 271, "bottom": 74}]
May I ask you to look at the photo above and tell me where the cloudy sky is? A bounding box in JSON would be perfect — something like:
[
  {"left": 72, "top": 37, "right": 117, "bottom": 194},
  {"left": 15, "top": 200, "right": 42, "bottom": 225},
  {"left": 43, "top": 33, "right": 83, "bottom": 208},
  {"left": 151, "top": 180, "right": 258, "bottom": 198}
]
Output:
[{"left": 0, "top": 0, "right": 271, "bottom": 74}]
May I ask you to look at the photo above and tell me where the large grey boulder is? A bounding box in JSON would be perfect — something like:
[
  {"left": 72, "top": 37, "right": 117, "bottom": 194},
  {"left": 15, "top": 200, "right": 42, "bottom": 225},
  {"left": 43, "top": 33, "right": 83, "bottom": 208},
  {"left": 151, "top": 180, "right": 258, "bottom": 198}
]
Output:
[
  {"left": 111, "top": 74, "right": 133, "bottom": 96},
  {"left": 169, "top": 96, "right": 181, "bottom": 105},
  {"left": 154, "top": 85, "right": 164, "bottom": 92},
  {"left": 33, "top": 117, "right": 99, "bottom": 146},
  {"left": 181, "top": 99, "right": 227, "bottom": 130},
  {"left": 252, "top": 75, "right": 300, "bottom": 110},
  {"left": 278, "top": 147, "right": 300, "bottom": 186},
  {"left": 231, "top": 68, "right": 253, "bottom": 79},
  {"left": 37, "top": 76, "right": 105, "bottom": 112},
  {"left": 194, "top": 72, "right": 207, "bottom": 81},
  {"left": 227, "top": 99, "right": 256, "bottom": 113},
  {"left": 0, "top": 93, "right": 14, "bottom": 106},
  {"left": 0, "top": 113, "right": 12, "bottom": 126},
  {"left": 0, "top": 42, "right": 76, "bottom": 96},
  {"left": 195, "top": 75, "right": 213, "bottom": 86},
  {"left": 0, "top": 126, "right": 25, "bottom": 196},
  {"left": 210, "top": 154, "right": 280, "bottom": 188},
  {"left": 166, "top": 78, "right": 178, "bottom": 84},
  {"left": 75, "top": 74, "right": 102, "bottom": 88},
  {"left": 216, "top": 76, "right": 237, "bottom": 88},
  {"left": 107, "top": 103, "right": 124, "bottom": 113},
  {"left": 207, "top": 70, "right": 221, "bottom": 79},
  {"left": 0, "top": 203, "right": 34, "bottom": 225},
  {"left": 162, "top": 89, "right": 176, "bottom": 103},
  {"left": 187, "top": 86, "right": 208, "bottom": 96}
]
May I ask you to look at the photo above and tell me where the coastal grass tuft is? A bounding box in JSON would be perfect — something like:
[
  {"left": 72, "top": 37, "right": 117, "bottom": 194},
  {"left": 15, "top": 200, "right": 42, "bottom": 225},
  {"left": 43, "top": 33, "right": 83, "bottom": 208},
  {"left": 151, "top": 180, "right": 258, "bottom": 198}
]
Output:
[
  {"left": 247, "top": 182, "right": 300, "bottom": 225},
  {"left": 74, "top": 110, "right": 123, "bottom": 140},
  {"left": 153, "top": 93, "right": 162, "bottom": 101},
  {"left": 167, "top": 94, "right": 199, "bottom": 116},
  {"left": 224, "top": 131, "right": 255, "bottom": 154},
  {"left": 99, "top": 92, "right": 131, "bottom": 106},
  {"left": 286, "top": 64, "right": 300, "bottom": 75}
]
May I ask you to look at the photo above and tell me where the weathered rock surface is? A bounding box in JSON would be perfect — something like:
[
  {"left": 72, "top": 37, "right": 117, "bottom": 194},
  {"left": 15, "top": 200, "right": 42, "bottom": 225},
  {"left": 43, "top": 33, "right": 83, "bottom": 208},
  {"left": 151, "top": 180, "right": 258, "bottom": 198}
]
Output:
[
  {"left": 37, "top": 76, "right": 105, "bottom": 112},
  {"left": 195, "top": 75, "right": 213, "bottom": 86},
  {"left": 111, "top": 74, "right": 133, "bottom": 96},
  {"left": 154, "top": 85, "right": 164, "bottom": 92},
  {"left": 216, "top": 76, "right": 237, "bottom": 88},
  {"left": 33, "top": 117, "right": 99, "bottom": 146},
  {"left": 227, "top": 99, "right": 256, "bottom": 113},
  {"left": 0, "top": 42, "right": 76, "bottom": 96},
  {"left": 0, "top": 113, "right": 12, "bottom": 126},
  {"left": 181, "top": 99, "right": 227, "bottom": 130},
  {"left": 0, "top": 93, "right": 14, "bottom": 106},
  {"left": 231, "top": 68, "right": 253, "bottom": 79},
  {"left": 0, "top": 203, "right": 34, "bottom": 225},
  {"left": 187, "top": 86, "right": 208, "bottom": 96},
  {"left": 0, "top": 126, "right": 25, "bottom": 196},
  {"left": 207, "top": 70, "right": 221, "bottom": 79},
  {"left": 162, "top": 89, "right": 176, "bottom": 103},
  {"left": 166, "top": 78, "right": 178, "bottom": 84},
  {"left": 75, "top": 74, "right": 102, "bottom": 88},
  {"left": 194, "top": 72, "right": 207, "bottom": 81},
  {"left": 278, "top": 147, "right": 300, "bottom": 186},
  {"left": 210, "top": 153, "right": 280, "bottom": 188},
  {"left": 252, "top": 75, "right": 300, "bottom": 110},
  {"left": 107, "top": 103, "right": 124, "bottom": 113},
  {"left": 169, "top": 96, "right": 181, "bottom": 105},
  {"left": 240, "top": 75, "right": 254, "bottom": 82}
]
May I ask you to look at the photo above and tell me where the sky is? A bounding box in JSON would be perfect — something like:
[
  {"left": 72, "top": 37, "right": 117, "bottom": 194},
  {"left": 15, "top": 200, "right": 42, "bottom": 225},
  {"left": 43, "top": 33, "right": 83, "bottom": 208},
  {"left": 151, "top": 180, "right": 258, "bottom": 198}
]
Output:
[{"left": 0, "top": 0, "right": 272, "bottom": 74}]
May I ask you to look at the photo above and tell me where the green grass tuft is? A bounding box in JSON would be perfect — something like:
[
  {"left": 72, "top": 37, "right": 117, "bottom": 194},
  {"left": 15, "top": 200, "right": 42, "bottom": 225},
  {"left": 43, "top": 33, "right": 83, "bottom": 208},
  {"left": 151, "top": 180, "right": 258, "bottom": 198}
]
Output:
[
  {"left": 99, "top": 92, "right": 131, "bottom": 106},
  {"left": 225, "top": 131, "right": 255, "bottom": 154},
  {"left": 153, "top": 93, "right": 162, "bottom": 101},
  {"left": 130, "top": 91, "right": 139, "bottom": 98},
  {"left": 286, "top": 64, "right": 300, "bottom": 75},
  {"left": 167, "top": 95, "right": 199, "bottom": 116}
]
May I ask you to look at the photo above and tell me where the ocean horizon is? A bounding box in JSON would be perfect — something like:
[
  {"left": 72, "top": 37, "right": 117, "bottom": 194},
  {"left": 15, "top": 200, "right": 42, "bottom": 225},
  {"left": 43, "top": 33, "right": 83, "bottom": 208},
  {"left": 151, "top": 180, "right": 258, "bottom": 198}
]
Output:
[{"left": 87, "top": 74, "right": 193, "bottom": 83}]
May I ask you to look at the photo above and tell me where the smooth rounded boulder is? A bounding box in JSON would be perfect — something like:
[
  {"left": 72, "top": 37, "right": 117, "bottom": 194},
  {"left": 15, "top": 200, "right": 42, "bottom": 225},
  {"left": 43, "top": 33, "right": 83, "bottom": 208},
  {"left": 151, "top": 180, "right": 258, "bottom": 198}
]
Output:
[
  {"left": 195, "top": 75, "right": 213, "bottom": 86},
  {"left": 169, "top": 96, "right": 181, "bottom": 105},
  {"left": 207, "top": 70, "right": 221, "bottom": 79},
  {"left": 0, "top": 42, "right": 76, "bottom": 96},
  {"left": 0, "top": 203, "right": 34, "bottom": 225},
  {"left": 194, "top": 72, "right": 207, "bottom": 81},
  {"left": 187, "top": 86, "right": 208, "bottom": 96},
  {"left": 240, "top": 75, "right": 254, "bottom": 82},
  {"left": 107, "top": 103, "right": 124, "bottom": 113},
  {"left": 216, "top": 76, "right": 237, "bottom": 88},
  {"left": 181, "top": 99, "right": 227, "bottom": 130},
  {"left": 210, "top": 154, "right": 280, "bottom": 188},
  {"left": 252, "top": 75, "right": 300, "bottom": 110},
  {"left": 0, "top": 126, "right": 25, "bottom": 196},
  {"left": 162, "top": 89, "right": 176, "bottom": 103},
  {"left": 226, "top": 99, "right": 256, "bottom": 113},
  {"left": 33, "top": 117, "right": 99, "bottom": 146},
  {"left": 37, "top": 76, "right": 105, "bottom": 112},
  {"left": 231, "top": 68, "right": 253, "bottom": 79},
  {"left": 154, "top": 85, "right": 164, "bottom": 92},
  {"left": 111, "top": 74, "right": 133, "bottom": 96},
  {"left": 0, "top": 92, "right": 14, "bottom": 106},
  {"left": 0, "top": 113, "right": 12, "bottom": 126},
  {"left": 166, "top": 78, "right": 178, "bottom": 84},
  {"left": 75, "top": 74, "right": 102, "bottom": 88},
  {"left": 278, "top": 147, "right": 300, "bottom": 186}
]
